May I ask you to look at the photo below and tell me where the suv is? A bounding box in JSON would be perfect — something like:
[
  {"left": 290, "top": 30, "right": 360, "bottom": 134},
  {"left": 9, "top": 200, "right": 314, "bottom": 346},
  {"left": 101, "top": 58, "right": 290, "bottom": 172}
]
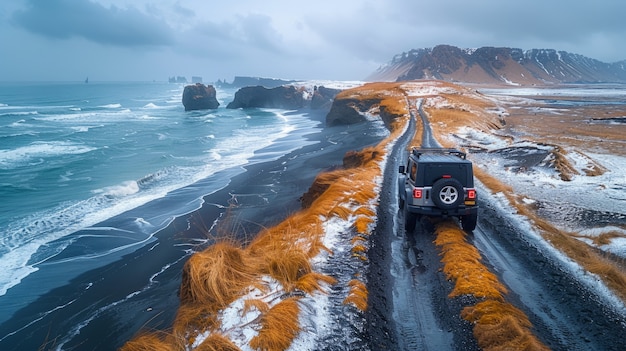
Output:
[{"left": 398, "top": 148, "right": 478, "bottom": 232}]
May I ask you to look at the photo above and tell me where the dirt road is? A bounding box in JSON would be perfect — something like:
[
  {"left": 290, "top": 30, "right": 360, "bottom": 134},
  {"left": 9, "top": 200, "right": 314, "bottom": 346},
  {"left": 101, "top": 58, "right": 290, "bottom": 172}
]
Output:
[{"left": 364, "top": 98, "right": 626, "bottom": 350}]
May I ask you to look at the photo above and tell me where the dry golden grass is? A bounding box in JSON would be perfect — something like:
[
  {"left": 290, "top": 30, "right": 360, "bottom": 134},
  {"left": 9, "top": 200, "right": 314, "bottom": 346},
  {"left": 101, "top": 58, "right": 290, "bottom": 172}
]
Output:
[
  {"left": 462, "top": 301, "right": 549, "bottom": 351},
  {"left": 574, "top": 230, "right": 626, "bottom": 246},
  {"left": 195, "top": 333, "right": 241, "bottom": 351},
  {"left": 119, "top": 333, "right": 177, "bottom": 351},
  {"left": 179, "top": 241, "right": 254, "bottom": 307},
  {"left": 434, "top": 221, "right": 507, "bottom": 300},
  {"left": 343, "top": 279, "right": 369, "bottom": 311},
  {"left": 354, "top": 215, "right": 374, "bottom": 234},
  {"left": 172, "top": 303, "right": 219, "bottom": 342},
  {"left": 434, "top": 220, "right": 549, "bottom": 350},
  {"left": 549, "top": 145, "right": 579, "bottom": 181},
  {"left": 295, "top": 272, "right": 337, "bottom": 294},
  {"left": 424, "top": 90, "right": 503, "bottom": 137},
  {"left": 243, "top": 298, "right": 270, "bottom": 315},
  {"left": 266, "top": 249, "right": 312, "bottom": 290},
  {"left": 249, "top": 297, "right": 301, "bottom": 351},
  {"left": 503, "top": 102, "right": 626, "bottom": 156}
]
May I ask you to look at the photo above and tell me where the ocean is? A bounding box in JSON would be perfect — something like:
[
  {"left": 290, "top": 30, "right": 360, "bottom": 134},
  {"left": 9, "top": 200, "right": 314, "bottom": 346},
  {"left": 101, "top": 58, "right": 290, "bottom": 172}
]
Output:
[{"left": 0, "top": 81, "right": 383, "bottom": 350}]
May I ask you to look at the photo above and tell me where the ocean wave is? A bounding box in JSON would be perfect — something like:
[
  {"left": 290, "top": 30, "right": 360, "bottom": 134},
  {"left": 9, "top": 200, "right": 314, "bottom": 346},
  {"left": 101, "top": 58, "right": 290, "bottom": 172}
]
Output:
[
  {"left": 0, "top": 108, "right": 321, "bottom": 298},
  {"left": 70, "top": 125, "right": 102, "bottom": 132},
  {"left": 142, "top": 102, "right": 172, "bottom": 109},
  {"left": 99, "top": 103, "right": 122, "bottom": 109},
  {"left": 0, "top": 141, "right": 97, "bottom": 169},
  {"left": 33, "top": 108, "right": 134, "bottom": 122},
  {"left": 94, "top": 181, "right": 140, "bottom": 198},
  {"left": 0, "top": 111, "right": 38, "bottom": 117}
]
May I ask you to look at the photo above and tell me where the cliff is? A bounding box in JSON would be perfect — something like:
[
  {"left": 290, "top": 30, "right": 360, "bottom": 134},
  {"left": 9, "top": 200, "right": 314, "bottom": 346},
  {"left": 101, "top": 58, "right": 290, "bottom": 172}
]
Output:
[
  {"left": 226, "top": 85, "right": 342, "bottom": 110},
  {"left": 226, "top": 85, "right": 305, "bottom": 109},
  {"left": 368, "top": 44, "right": 626, "bottom": 85}
]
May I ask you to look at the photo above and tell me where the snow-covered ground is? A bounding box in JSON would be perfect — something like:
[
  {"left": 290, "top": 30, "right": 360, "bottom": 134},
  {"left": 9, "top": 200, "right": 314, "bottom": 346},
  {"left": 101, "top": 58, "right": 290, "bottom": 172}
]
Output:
[{"left": 448, "top": 87, "right": 626, "bottom": 259}]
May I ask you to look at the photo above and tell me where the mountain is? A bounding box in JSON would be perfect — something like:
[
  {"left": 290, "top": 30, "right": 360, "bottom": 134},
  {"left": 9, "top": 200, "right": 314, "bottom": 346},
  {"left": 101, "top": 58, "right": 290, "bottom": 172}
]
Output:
[{"left": 368, "top": 44, "right": 626, "bottom": 85}]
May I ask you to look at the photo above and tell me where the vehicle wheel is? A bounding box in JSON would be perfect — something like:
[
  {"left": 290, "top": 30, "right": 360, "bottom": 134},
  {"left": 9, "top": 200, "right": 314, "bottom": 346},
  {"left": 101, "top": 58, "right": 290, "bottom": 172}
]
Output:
[
  {"left": 431, "top": 178, "right": 463, "bottom": 209},
  {"left": 461, "top": 213, "right": 477, "bottom": 232},
  {"left": 405, "top": 212, "right": 417, "bottom": 233}
]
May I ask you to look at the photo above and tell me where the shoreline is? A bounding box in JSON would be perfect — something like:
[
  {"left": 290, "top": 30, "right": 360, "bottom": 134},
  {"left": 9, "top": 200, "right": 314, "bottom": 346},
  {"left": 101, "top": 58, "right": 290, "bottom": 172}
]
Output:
[{"left": 0, "top": 109, "right": 388, "bottom": 351}]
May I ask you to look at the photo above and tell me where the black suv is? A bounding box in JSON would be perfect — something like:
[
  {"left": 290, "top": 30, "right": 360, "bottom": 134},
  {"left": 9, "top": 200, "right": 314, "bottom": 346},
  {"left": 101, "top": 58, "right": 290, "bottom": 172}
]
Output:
[{"left": 398, "top": 148, "right": 478, "bottom": 232}]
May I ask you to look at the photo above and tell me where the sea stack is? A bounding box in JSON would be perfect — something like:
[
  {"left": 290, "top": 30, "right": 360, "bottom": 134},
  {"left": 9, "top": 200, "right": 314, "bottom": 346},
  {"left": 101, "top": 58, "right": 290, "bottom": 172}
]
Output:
[{"left": 182, "top": 83, "right": 220, "bottom": 111}]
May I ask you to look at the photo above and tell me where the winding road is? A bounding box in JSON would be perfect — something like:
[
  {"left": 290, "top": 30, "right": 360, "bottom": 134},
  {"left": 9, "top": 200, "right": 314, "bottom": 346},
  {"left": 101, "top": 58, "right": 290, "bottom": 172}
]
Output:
[{"left": 364, "top": 98, "right": 626, "bottom": 350}]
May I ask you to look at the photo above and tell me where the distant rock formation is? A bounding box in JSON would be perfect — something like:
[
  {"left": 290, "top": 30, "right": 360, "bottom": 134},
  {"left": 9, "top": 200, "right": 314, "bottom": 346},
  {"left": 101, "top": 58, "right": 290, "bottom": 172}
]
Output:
[
  {"left": 226, "top": 85, "right": 305, "bottom": 109},
  {"left": 169, "top": 76, "right": 188, "bottom": 83},
  {"left": 368, "top": 44, "right": 626, "bottom": 85},
  {"left": 182, "top": 83, "right": 220, "bottom": 111},
  {"left": 216, "top": 76, "right": 297, "bottom": 89}
]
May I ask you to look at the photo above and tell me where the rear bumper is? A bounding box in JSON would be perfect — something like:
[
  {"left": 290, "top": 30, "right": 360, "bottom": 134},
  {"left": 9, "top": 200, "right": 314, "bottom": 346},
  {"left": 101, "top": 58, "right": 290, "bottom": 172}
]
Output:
[{"left": 407, "top": 204, "right": 478, "bottom": 217}]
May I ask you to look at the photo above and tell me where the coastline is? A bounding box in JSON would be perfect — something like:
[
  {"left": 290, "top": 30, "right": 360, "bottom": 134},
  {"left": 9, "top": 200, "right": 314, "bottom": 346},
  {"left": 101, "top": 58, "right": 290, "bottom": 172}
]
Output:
[{"left": 0, "top": 109, "right": 387, "bottom": 351}]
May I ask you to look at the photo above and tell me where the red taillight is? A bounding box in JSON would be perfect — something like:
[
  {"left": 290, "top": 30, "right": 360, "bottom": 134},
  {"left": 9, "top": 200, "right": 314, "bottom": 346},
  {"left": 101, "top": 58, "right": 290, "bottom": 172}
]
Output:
[
  {"left": 442, "top": 175, "right": 452, "bottom": 179},
  {"left": 467, "top": 189, "right": 476, "bottom": 200},
  {"left": 412, "top": 188, "right": 423, "bottom": 198}
]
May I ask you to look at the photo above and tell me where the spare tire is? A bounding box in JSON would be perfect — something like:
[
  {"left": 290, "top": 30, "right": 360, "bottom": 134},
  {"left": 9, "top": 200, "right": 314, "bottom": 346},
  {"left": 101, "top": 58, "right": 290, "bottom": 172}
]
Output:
[{"left": 431, "top": 178, "right": 463, "bottom": 209}]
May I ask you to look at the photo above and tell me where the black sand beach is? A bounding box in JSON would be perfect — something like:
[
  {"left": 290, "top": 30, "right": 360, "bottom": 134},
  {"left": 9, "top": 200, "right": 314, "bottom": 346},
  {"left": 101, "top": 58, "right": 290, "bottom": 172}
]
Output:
[{"left": 0, "top": 109, "right": 387, "bottom": 351}]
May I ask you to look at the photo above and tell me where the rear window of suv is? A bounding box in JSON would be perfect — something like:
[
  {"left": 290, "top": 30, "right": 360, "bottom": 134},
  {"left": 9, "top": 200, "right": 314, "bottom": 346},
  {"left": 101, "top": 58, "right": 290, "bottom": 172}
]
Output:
[{"left": 422, "top": 163, "right": 469, "bottom": 186}]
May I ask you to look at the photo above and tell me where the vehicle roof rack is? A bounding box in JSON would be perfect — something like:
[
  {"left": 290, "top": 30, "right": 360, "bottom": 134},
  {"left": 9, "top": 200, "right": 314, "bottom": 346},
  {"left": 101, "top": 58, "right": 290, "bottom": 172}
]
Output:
[{"left": 411, "top": 148, "right": 466, "bottom": 159}]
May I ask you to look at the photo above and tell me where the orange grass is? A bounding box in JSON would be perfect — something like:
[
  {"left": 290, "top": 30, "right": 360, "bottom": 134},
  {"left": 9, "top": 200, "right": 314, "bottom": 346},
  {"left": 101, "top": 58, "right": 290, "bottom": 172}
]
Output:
[
  {"left": 574, "top": 230, "right": 626, "bottom": 246},
  {"left": 549, "top": 145, "right": 579, "bottom": 181},
  {"left": 295, "top": 272, "right": 337, "bottom": 295},
  {"left": 343, "top": 279, "right": 369, "bottom": 311},
  {"left": 266, "top": 249, "right": 312, "bottom": 290},
  {"left": 195, "top": 333, "right": 241, "bottom": 351},
  {"left": 172, "top": 303, "right": 219, "bottom": 342},
  {"left": 120, "top": 333, "right": 176, "bottom": 351},
  {"left": 243, "top": 298, "right": 270, "bottom": 315},
  {"left": 179, "top": 241, "right": 254, "bottom": 307},
  {"left": 354, "top": 216, "right": 374, "bottom": 234},
  {"left": 434, "top": 220, "right": 549, "bottom": 350},
  {"left": 434, "top": 221, "right": 507, "bottom": 300},
  {"left": 249, "top": 297, "right": 301, "bottom": 351},
  {"left": 462, "top": 301, "right": 550, "bottom": 351}
]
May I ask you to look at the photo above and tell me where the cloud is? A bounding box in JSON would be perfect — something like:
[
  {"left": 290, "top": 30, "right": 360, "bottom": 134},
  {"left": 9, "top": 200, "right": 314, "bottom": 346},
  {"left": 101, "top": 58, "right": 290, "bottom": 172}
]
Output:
[
  {"left": 12, "top": 0, "right": 173, "bottom": 47},
  {"left": 2, "top": 0, "right": 625, "bottom": 81}
]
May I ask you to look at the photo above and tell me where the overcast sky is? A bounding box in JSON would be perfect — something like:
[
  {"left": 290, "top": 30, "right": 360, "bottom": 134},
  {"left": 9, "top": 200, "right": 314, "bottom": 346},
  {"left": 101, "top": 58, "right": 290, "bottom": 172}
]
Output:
[{"left": 1, "top": 0, "right": 625, "bottom": 82}]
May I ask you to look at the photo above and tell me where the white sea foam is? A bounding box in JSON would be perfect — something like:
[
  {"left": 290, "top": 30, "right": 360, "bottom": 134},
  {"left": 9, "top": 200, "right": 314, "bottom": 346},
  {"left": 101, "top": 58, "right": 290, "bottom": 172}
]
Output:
[
  {"left": 95, "top": 181, "right": 140, "bottom": 198},
  {"left": 34, "top": 110, "right": 126, "bottom": 121},
  {"left": 99, "top": 103, "right": 122, "bottom": 109},
  {"left": 0, "top": 108, "right": 319, "bottom": 298},
  {"left": 0, "top": 141, "right": 96, "bottom": 169},
  {"left": 0, "top": 111, "right": 38, "bottom": 117}
]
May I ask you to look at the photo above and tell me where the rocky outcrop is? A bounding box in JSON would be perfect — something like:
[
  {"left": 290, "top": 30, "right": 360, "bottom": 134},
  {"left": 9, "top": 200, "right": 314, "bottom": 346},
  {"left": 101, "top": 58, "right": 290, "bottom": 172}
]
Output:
[
  {"left": 182, "top": 83, "right": 219, "bottom": 111},
  {"left": 226, "top": 85, "right": 305, "bottom": 109},
  {"left": 369, "top": 44, "right": 626, "bottom": 85},
  {"left": 325, "top": 97, "right": 378, "bottom": 126},
  {"left": 311, "top": 86, "right": 342, "bottom": 110}
]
